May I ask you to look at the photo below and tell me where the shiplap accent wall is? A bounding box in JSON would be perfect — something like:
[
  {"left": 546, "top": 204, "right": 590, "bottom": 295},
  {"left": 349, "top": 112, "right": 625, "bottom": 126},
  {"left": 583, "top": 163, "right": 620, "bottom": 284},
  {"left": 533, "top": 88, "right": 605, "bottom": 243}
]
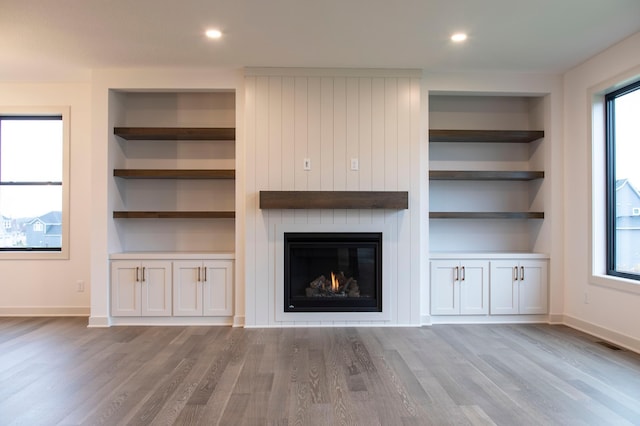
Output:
[{"left": 244, "top": 68, "right": 423, "bottom": 326}]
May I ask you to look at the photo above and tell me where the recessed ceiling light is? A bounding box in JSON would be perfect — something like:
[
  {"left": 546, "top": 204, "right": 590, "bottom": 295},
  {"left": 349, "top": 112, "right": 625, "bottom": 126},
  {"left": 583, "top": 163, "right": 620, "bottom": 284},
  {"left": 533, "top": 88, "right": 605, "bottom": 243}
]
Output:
[
  {"left": 451, "top": 33, "right": 467, "bottom": 42},
  {"left": 205, "top": 29, "right": 222, "bottom": 39}
]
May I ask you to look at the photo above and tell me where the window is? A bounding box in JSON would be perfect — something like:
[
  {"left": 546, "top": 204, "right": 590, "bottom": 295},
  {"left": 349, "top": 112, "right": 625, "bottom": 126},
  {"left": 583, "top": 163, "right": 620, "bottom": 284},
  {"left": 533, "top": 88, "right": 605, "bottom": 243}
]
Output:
[
  {"left": 0, "top": 107, "right": 69, "bottom": 258},
  {"left": 606, "top": 79, "right": 640, "bottom": 281}
]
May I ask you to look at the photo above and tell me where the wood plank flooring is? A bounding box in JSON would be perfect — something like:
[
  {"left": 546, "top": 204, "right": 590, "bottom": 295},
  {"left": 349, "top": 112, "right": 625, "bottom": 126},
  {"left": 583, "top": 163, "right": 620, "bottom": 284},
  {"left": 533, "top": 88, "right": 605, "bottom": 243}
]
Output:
[{"left": 1, "top": 318, "right": 639, "bottom": 425}]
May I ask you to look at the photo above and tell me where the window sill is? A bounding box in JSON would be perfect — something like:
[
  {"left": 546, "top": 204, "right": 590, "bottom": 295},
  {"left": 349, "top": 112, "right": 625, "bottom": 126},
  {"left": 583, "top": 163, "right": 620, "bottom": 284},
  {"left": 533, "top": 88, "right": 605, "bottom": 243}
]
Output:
[{"left": 590, "top": 273, "right": 640, "bottom": 295}]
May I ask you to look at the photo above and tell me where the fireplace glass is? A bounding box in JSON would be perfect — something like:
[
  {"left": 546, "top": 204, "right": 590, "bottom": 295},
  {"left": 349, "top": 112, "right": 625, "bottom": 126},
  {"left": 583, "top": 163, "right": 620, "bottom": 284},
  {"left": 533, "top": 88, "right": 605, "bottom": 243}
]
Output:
[{"left": 284, "top": 232, "right": 382, "bottom": 312}]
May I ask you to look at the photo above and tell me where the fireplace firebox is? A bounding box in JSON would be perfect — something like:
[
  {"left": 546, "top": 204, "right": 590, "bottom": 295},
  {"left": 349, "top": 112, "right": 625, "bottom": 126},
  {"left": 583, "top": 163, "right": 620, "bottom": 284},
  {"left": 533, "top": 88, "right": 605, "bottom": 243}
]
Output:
[{"left": 284, "top": 232, "right": 382, "bottom": 312}]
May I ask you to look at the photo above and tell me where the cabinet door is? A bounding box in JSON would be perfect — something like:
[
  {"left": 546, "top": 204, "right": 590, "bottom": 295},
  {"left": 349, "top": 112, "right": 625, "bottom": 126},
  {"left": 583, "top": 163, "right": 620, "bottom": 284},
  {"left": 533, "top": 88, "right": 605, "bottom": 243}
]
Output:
[
  {"left": 111, "top": 261, "right": 142, "bottom": 316},
  {"left": 202, "top": 260, "right": 234, "bottom": 316},
  {"left": 141, "top": 261, "right": 172, "bottom": 317},
  {"left": 459, "top": 261, "right": 489, "bottom": 315},
  {"left": 431, "top": 260, "right": 460, "bottom": 315},
  {"left": 490, "top": 261, "right": 519, "bottom": 315},
  {"left": 173, "top": 261, "right": 203, "bottom": 316},
  {"left": 518, "top": 260, "right": 548, "bottom": 315}
]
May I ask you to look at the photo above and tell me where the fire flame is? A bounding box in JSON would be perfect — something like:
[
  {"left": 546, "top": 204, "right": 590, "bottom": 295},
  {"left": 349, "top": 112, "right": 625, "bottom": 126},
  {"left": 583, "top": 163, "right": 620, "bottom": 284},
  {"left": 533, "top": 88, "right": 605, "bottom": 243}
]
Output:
[{"left": 331, "top": 272, "right": 339, "bottom": 292}]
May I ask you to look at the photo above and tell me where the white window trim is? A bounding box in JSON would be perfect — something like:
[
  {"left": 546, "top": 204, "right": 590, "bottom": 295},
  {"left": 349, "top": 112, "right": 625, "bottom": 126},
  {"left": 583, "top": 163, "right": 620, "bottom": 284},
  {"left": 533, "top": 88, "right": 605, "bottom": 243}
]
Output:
[
  {"left": 589, "top": 66, "right": 640, "bottom": 295},
  {"left": 0, "top": 106, "right": 70, "bottom": 260}
]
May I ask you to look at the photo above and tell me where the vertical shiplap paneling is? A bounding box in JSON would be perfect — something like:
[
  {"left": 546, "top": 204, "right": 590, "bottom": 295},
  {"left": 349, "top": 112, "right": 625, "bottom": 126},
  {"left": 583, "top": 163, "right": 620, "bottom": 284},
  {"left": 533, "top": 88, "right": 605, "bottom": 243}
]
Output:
[
  {"left": 371, "top": 78, "right": 386, "bottom": 193},
  {"left": 345, "top": 78, "right": 360, "bottom": 224},
  {"left": 307, "top": 77, "right": 322, "bottom": 224},
  {"left": 384, "top": 78, "right": 399, "bottom": 191},
  {"left": 268, "top": 77, "right": 283, "bottom": 205},
  {"left": 307, "top": 77, "right": 322, "bottom": 191},
  {"left": 254, "top": 76, "right": 271, "bottom": 324},
  {"left": 333, "top": 77, "right": 347, "bottom": 224},
  {"left": 244, "top": 76, "right": 257, "bottom": 326},
  {"left": 320, "top": 77, "right": 335, "bottom": 224},
  {"left": 384, "top": 78, "right": 399, "bottom": 323},
  {"left": 359, "top": 78, "right": 373, "bottom": 224},
  {"left": 294, "top": 77, "right": 309, "bottom": 223},
  {"left": 245, "top": 69, "right": 420, "bottom": 326},
  {"left": 409, "top": 77, "right": 422, "bottom": 325},
  {"left": 281, "top": 77, "right": 296, "bottom": 225},
  {"left": 396, "top": 77, "right": 412, "bottom": 324},
  {"left": 267, "top": 76, "right": 283, "bottom": 325}
]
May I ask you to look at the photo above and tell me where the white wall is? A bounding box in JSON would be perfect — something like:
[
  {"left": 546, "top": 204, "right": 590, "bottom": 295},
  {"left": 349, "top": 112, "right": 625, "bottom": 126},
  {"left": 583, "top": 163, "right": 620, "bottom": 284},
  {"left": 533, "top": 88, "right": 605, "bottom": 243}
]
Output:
[
  {"left": 0, "top": 82, "right": 92, "bottom": 315},
  {"left": 563, "top": 32, "right": 640, "bottom": 351},
  {"left": 243, "top": 68, "right": 424, "bottom": 326}
]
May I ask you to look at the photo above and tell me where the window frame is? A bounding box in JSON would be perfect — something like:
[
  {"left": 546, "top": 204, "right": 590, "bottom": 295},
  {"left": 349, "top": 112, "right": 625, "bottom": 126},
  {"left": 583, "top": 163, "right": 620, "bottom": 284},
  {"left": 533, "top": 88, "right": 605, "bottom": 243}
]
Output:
[
  {"left": 0, "top": 106, "right": 70, "bottom": 260},
  {"left": 605, "top": 80, "right": 640, "bottom": 281}
]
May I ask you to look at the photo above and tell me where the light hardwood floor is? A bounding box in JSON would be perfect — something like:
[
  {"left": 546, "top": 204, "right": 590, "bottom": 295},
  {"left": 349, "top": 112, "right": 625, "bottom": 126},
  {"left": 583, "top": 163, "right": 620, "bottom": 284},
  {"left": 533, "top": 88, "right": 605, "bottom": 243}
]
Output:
[{"left": 0, "top": 318, "right": 639, "bottom": 425}]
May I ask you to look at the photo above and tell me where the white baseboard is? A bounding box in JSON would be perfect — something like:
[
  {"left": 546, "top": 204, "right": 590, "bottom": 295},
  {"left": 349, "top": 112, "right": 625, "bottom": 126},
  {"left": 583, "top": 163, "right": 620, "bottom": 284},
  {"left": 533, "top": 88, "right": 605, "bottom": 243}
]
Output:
[
  {"left": 88, "top": 316, "right": 110, "bottom": 328},
  {"left": 0, "top": 306, "right": 89, "bottom": 316},
  {"left": 233, "top": 315, "right": 245, "bottom": 327},
  {"left": 421, "top": 315, "right": 432, "bottom": 326},
  {"left": 108, "top": 316, "right": 233, "bottom": 326},
  {"left": 243, "top": 323, "right": 421, "bottom": 329},
  {"left": 563, "top": 314, "right": 640, "bottom": 354},
  {"left": 548, "top": 313, "right": 564, "bottom": 324}
]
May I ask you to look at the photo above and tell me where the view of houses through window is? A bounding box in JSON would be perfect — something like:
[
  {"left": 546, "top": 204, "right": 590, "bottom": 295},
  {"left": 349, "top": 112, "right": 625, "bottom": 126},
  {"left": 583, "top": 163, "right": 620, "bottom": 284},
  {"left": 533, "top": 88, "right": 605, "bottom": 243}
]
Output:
[
  {"left": 607, "top": 80, "right": 640, "bottom": 280},
  {"left": 0, "top": 116, "right": 63, "bottom": 250}
]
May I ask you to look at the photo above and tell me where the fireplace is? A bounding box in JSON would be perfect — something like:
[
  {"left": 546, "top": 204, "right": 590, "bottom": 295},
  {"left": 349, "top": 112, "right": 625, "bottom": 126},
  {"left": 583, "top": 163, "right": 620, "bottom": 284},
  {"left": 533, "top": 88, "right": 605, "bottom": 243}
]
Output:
[{"left": 284, "top": 232, "right": 382, "bottom": 312}]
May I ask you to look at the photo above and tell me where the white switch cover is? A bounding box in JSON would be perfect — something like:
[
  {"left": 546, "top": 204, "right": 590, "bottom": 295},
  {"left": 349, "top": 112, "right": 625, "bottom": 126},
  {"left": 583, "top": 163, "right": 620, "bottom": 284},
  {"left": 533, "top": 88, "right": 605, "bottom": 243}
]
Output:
[
  {"left": 350, "top": 158, "right": 359, "bottom": 171},
  {"left": 303, "top": 158, "right": 311, "bottom": 170}
]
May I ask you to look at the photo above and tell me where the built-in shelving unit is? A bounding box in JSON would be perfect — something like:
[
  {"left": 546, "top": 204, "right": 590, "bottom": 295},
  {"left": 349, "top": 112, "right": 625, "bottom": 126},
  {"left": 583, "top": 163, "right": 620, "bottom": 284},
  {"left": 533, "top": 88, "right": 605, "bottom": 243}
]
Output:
[
  {"left": 109, "top": 91, "right": 236, "bottom": 254},
  {"left": 113, "top": 127, "right": 236, "bottom": 221},
  {"left": 429, "top": 94, "right": 547, "bottom": 253}
]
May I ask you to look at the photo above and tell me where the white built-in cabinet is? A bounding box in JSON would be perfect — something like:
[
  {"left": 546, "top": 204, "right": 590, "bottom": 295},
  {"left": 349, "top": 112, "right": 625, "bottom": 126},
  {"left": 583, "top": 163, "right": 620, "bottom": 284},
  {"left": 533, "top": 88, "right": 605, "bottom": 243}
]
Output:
[
  {"left": 430, "top": 256, "right": 548, "bottom": 318},
  {"left": 110, "top": 260, "right": 172, "bottom": 317},
  {"left": 490, "top": 260, "right": 548, "bottom": 315},
  {"left": 108, "top": 91, "right": 236, "bottom": 323},
  {"left": 173, "top": 260, "right": 234, "bottom": 316},
  {"left": 110, "top": 255, "right": 234, "bottom": 318},
  {"left": 430, "top": 260, "right": 489, "bottom": 315},
  {"left": 428, "top": 93, "right": 551, "bottom": 321}
]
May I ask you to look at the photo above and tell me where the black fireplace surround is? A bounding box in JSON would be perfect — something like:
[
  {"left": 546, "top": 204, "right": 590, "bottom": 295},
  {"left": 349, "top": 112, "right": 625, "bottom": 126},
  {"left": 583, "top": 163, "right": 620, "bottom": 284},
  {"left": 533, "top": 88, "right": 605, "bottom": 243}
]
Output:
[{"left": 284, "top": 232, "right": 382, "bottom": 312}]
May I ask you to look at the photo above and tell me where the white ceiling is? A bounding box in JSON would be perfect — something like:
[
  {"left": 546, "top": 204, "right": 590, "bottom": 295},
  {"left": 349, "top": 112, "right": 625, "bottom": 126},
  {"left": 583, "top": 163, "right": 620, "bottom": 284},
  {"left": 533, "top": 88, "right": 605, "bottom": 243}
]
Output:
[{"left": 1, "top": 0, "right": 639, "bottom": 80}]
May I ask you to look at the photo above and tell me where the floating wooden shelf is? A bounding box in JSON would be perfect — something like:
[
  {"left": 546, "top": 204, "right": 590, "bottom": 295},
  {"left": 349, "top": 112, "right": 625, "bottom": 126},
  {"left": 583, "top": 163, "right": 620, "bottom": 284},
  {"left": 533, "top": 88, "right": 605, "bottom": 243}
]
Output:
[
  {"left": 113, "top": 211, "right": 235, "bottom": 219},
  {"left": 259, "top": 191, "right": 408, "bottom": 209},
  {"left": 429, "top": 212, "right": 544, "bottom": 219},
  {"left": 113, "top": 169, "right": 235, "bottom": 179},
  {"left": 429, "top": 171, "right": 544, "bottom": 181},
  {"left": 429, "top": 129, "right": 544, "bottom": 143},
  {"left": 114, "top": 127, "right": 235, "bottom": 141}
]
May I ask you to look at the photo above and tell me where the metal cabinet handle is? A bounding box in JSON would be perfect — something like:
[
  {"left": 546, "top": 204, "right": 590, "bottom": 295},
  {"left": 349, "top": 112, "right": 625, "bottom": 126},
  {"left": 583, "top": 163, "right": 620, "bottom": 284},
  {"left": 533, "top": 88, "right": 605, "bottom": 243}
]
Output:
[
  {"left": 142, "top": 267, "right": 146, "bottom": 282},
  {"left": 197, "top": 267, "right": 201, "bottom": 282},
  {"left": 136, "top": 267, "right": 140, "bottom": 282},
  {"left": 520, "top": 266, "right": 525, "bottom": 281},
  {"left": 513, "top": 266, "right": 518, "bottom": 281},
  {"left": 461, "top": 266, "right": 465, "bottom": 281},
  {"left": 203, "top": 266, "right": 207, "bottom": 282},
  {"left": 454, "top": 266, "right": 459, "bottom": 281}
]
